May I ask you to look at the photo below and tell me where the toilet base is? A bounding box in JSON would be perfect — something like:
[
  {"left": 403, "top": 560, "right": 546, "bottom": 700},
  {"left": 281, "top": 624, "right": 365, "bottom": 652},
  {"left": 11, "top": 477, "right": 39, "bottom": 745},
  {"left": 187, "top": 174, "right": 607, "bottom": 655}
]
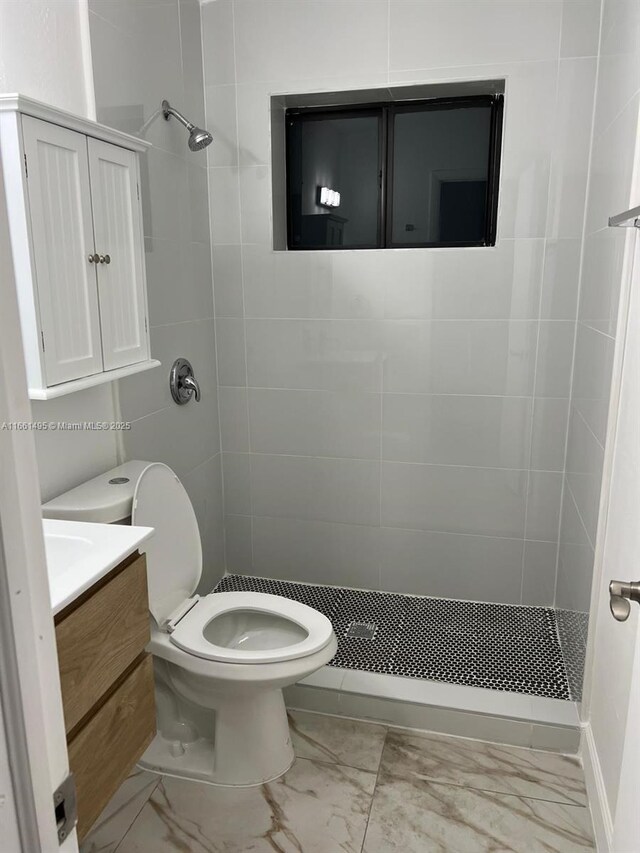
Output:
[{"left": 139, "top": 687, "right": 296, "bottom": 787}]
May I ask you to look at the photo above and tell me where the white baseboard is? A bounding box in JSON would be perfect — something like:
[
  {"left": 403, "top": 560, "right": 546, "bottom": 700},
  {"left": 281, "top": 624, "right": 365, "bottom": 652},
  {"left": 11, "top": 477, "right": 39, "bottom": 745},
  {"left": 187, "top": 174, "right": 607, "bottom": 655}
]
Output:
[{"left": 581, "top": 723, "right": 613, "bottom": 852}]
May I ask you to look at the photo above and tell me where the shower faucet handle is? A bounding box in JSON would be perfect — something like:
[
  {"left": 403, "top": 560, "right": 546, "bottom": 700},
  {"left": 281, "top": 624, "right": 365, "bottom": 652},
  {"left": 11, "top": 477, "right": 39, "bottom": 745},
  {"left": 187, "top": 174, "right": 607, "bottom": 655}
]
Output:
[
  {"left": 169, "top": 357, "right": 201, "bottom": 405},
  {"left": 181, "top": 374, "right": 201, "bottom": 402}
]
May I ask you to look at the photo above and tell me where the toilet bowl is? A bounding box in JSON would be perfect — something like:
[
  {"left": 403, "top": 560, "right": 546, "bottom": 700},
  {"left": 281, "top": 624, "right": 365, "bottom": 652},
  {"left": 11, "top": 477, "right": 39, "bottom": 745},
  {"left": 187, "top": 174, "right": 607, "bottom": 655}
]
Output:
[{"left": 42, "top": 460, "right": 337, "bottom": 787}]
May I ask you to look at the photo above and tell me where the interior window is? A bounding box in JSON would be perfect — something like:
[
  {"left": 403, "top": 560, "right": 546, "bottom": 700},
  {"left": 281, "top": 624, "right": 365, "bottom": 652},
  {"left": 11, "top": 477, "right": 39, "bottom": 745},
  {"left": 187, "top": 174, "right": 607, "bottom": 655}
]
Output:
[{"left": 285, "top": 95, "right": 503, "bottom": 250}]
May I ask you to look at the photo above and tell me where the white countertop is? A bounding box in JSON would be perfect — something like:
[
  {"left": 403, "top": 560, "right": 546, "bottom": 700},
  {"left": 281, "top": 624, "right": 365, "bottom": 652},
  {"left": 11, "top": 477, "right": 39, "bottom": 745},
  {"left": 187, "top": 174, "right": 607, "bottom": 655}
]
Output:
[{"left": 43, "top": 519, "right": 154, "bottom": 615}]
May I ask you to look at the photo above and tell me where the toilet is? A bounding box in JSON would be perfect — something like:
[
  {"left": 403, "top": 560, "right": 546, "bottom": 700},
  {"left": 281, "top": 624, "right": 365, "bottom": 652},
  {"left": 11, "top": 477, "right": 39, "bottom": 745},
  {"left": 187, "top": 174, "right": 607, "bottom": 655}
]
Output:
[{"left": 42, "top": 460, "right": 337, "bottom": 787}]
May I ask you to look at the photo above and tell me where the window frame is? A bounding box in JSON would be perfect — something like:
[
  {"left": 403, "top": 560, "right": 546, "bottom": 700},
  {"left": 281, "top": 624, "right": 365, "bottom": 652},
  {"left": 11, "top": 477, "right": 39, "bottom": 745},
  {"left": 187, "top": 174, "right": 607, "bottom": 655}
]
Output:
[{"left": 285, "top": 94, "right": 504, "bottom": 251}]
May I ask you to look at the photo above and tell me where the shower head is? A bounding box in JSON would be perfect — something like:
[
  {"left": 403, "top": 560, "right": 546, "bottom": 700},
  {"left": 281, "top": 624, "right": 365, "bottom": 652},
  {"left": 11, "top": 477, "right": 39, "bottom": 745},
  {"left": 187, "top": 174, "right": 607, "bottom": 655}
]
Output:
[
  {"left": 161, "top": 99, "right": 213, "bottom": 152},
  {"left": 188, "top": 126, "right": 214, "bottom": 151}
]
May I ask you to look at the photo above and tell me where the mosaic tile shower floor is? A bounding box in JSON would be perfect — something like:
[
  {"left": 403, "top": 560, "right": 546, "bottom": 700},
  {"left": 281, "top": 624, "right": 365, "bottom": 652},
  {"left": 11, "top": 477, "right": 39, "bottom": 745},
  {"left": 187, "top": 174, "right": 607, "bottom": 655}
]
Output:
[{"left": 214, "top": 575, "right": 577, "bottom": 701}]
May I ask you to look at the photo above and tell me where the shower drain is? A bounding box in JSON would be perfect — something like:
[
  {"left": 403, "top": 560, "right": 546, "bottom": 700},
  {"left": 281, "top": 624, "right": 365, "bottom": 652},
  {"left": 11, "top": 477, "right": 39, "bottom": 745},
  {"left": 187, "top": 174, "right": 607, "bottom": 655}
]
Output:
[{"left": 346, "top": 621, "right": 377, "bottom": 639}]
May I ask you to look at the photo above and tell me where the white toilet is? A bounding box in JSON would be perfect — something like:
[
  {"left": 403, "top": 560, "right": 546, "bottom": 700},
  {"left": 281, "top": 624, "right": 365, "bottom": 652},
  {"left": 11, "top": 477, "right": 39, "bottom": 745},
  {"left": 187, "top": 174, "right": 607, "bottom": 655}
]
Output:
[{"left": 42, "top": 460, "right": 337, "bottom": 787}]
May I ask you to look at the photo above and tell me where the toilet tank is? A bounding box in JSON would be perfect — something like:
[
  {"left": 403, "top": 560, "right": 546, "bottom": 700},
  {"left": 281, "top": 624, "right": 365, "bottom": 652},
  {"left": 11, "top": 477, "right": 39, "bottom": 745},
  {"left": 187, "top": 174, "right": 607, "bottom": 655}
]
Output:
[{"left": 42, "top": 460, "right": 152, "bottom": 524}]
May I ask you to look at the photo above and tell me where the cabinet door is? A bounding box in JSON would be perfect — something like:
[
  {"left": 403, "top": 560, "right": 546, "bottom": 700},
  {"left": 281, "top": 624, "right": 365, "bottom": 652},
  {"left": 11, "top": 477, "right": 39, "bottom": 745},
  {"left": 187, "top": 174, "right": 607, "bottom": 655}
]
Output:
[
  {"left": 87, "top": 139, "right": 149, "bottom": 371},
  {"left": 21, "top": 116, "right": 104, "bottom": 385}
]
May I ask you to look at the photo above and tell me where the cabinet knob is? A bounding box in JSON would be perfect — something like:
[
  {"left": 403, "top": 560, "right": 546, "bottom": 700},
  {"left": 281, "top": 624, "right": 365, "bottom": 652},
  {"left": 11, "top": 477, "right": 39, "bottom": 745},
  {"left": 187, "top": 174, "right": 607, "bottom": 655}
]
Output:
[
  {"left": 88, "top": 253, "right": 100, "bottom": 263},
  {"left": 99, "top": 254, "right": 111, "bottom": 265}
]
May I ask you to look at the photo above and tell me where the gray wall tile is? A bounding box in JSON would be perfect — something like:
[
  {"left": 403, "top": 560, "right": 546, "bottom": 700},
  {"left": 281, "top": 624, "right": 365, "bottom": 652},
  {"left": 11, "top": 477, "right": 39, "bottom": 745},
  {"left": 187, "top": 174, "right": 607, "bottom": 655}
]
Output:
[
  {"left": 90, "top": 0, "right": 224, "bottom": 570},
  {"left": 251, "top": 454, "right": 381, "bottom": 526},
  {"left": 199, "top": 0, "right": 598, "bottom": 610},
  {"left": 381, "top": 463, "right": 527, "bottom": 539}
]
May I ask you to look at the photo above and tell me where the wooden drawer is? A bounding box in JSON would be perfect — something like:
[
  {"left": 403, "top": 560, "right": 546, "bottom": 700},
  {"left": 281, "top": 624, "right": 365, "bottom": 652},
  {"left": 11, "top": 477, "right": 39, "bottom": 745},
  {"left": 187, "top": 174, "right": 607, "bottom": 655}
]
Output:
[
  {"left": 55, "top": 553, "right": 150, "bottom": 734},
  {"left": 68, "top": 654, "right": 156, "bottom": 840}
]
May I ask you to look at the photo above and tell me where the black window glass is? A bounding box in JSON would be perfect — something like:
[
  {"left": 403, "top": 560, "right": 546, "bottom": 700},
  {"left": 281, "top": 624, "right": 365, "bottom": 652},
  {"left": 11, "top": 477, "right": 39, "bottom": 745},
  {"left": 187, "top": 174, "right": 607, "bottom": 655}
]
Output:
[
  {"left": 390, "top": 104, "right": 492, "bottom": 246},
  {"left": 285, "top": 95, "right": 502, "bottom": 250},
  {"left": 287, "top": 112, "right": 381, "bottom": 249}
]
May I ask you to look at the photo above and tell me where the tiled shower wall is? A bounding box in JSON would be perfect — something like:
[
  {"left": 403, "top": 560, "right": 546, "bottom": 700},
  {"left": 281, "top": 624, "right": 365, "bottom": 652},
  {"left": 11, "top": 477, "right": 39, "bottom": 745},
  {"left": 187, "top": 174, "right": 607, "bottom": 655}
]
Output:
[
  {"left": 202, "top": 0, "right": 601, "bottom": 607},
  {"left": 556, "top": 0, "right": 640, "bottom": 679},
  {"left": 88, "top": 0, "right": 225, "bottom": 591}
]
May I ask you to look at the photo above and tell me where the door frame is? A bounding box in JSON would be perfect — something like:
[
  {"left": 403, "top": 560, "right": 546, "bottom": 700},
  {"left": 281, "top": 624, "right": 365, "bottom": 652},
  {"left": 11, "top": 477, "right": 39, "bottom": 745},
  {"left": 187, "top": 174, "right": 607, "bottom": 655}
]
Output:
[
  {"left": 0, "top": 146, "right": 78, "bottom": 852},
  {"left": 579, "top": 220, "right": 639, "bottom": 851}
]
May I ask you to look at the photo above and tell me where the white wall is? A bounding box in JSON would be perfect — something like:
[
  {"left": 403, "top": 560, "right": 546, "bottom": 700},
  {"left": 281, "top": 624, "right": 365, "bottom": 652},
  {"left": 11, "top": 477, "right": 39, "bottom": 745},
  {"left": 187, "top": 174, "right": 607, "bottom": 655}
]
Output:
[
  {"left": 0, "top": 0, "right": 122, "bottom": 502},
  {"left": 0, "top": 0, "right": 93, "bottom": 118},
  {"left": 202, "top": 0, "right": 599, "bottom": 606},
  {"left": 88, "top": 0, "right": 225, "bottom": 590}
]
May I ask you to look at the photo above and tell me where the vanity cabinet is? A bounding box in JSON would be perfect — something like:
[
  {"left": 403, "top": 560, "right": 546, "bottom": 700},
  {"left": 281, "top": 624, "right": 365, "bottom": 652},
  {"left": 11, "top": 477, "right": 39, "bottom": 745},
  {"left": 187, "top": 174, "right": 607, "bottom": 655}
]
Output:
[
  {"left": 55, "top": 551, "right": 156, "bottom": 840},
  {"left": 0, "top": 94, "right": 159, "bottom": 399}
]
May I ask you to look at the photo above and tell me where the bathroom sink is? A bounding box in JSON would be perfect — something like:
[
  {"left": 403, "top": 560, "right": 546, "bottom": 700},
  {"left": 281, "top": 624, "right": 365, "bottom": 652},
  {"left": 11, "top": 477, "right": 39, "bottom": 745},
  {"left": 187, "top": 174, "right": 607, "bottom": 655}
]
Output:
[
  {"left": 42, "top": 518, "right": 154, "bottom": 615},
  {"left": 44, "top": 530, "right": 94, "bottom": 577}
]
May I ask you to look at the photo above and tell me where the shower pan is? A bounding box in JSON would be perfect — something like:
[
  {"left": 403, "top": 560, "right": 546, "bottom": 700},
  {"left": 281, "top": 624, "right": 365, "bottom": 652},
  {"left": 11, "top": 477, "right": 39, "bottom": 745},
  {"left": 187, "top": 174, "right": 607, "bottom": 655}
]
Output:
[
  {"left": 214, "top": 575, "right": 582, "bottom": 753},
  {"left": 216, "top": 575, "right": 574, "bottom": 700}
]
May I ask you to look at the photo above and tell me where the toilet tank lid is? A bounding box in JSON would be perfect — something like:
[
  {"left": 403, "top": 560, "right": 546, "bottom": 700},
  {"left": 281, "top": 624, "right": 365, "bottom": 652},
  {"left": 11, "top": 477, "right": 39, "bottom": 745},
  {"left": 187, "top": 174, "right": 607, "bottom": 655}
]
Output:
[{"left": 42, "top": 460, "right": 153, "bottom": 524}]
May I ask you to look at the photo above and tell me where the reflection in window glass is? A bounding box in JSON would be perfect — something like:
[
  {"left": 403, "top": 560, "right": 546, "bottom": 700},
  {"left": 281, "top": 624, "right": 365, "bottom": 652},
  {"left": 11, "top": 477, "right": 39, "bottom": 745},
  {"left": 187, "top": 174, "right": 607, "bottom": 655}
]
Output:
[
  {"left": 287, "top": 113, "right": 381, "bottom": 249},
  {"left": 391, "top": 105, "right": 492, "bottom": 245}
]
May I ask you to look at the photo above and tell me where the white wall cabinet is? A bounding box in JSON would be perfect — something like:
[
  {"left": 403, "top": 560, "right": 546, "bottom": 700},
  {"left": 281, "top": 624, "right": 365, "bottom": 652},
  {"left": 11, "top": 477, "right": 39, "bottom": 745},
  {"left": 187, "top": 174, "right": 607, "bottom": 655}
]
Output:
[
  {"left": 0, "top": 95, "right": 159, "bottom": 399},
  {"left": 87, "top": 138, "right": 149, "bottom": 372},
  {"left": 21, "top": 117, "right": 105, "bottom": 387}
]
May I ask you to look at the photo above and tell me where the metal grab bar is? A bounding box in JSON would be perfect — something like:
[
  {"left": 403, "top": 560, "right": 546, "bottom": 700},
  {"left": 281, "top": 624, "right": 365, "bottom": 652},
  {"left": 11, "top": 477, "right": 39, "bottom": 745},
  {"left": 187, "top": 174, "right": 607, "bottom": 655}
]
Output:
[{"left": 609, "top": 205, "right": 640, "bottom": 228}]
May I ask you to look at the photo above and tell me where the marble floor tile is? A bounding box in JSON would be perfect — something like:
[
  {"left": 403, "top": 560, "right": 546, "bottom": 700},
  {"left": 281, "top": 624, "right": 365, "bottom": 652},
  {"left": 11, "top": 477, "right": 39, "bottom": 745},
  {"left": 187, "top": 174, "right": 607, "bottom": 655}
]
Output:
[
  {"left": 362, "top": 775, "right": 594, "bottom": 852},
  {"left": 117, "top": 757, "right": 376, "bottom": 852},
  {"left": 288, "top": 709, "right": 387, "bottom": 772},
  {"left": 80, "top": 769, "right": 160, "bottom": 853},
  {"left": 382, "top": 729, "right": 587, "bottom": 806}
]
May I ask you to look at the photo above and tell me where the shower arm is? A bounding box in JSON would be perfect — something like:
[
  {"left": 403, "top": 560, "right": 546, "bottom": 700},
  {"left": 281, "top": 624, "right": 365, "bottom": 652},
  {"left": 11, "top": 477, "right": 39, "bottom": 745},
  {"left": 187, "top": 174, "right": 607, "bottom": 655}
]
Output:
[{"left": 162, "top": 100, "right": 194, "bottom": 132}]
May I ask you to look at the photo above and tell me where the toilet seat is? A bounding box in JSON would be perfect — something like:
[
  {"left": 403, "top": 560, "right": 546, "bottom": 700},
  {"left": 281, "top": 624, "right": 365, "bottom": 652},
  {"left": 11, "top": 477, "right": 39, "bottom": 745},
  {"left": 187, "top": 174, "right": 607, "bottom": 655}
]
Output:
[
  {"left": 131, "top": 463, "right": 335, "bottom": 671},
  {"left": 169, "top": 591, "right": 334, "bottom": 664},
  {"left": 132, "top": 462, "right": 202, "bottom": 626},
  {"left": 132, "top": 462, "right": 333, "bottom": 664}
]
